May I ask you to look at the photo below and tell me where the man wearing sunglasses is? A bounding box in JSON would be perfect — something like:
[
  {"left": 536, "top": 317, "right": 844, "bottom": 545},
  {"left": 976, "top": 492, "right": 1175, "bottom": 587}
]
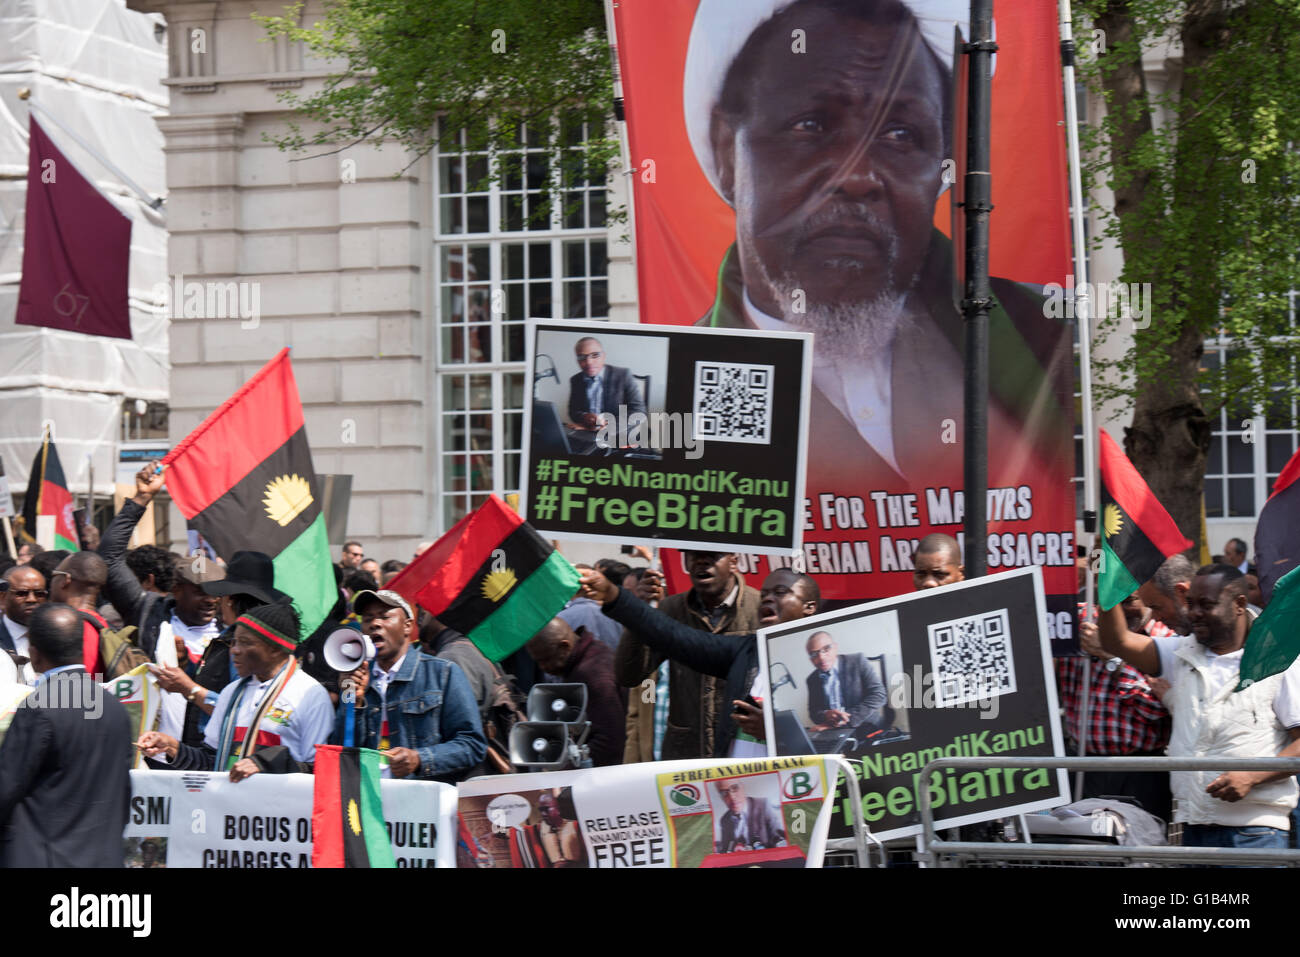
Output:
[
  {"left": 1, "top": 566, "right": 48, "bottom": 682},
  {"left": 566, "top": 336, "right": 646, "bottom": 433}
]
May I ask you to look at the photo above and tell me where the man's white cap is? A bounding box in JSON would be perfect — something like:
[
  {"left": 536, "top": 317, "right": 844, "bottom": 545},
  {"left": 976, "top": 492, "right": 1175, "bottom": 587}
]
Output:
[{"left": 684, "top": 0, "right": 979, "bottom": 203}]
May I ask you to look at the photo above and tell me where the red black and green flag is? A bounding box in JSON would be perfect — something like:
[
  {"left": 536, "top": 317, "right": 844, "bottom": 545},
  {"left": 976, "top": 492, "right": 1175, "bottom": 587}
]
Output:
[
  {"left": 312, "top": 745, "right": 395, "bottom": 868},
  {"left": 161, "top": 349, "right": 334, "bottom": 634},
  {"left": 1098, "top": 429, "right": 1193, "bottom": 610},
  {"left": 21, "top": 429, "right": 77, "bottom": 550},
  {"left": 1254, "top": 445, "right": 1300, "bottom": 604},
  {"left": 388, "top": 495, "right": 579, "bottom": 661},
  {"left": 1237, "top": 565, "right": 1300, "bottom": 689}
]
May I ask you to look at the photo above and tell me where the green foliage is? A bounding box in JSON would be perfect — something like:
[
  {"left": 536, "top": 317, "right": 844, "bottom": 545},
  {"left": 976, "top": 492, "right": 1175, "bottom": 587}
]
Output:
[
  {"left": 1075, "top": 0, "right": 1300, "bottom": 421},
  {"left": 256, "top": 0, "right": 619, "bottom": 223}
]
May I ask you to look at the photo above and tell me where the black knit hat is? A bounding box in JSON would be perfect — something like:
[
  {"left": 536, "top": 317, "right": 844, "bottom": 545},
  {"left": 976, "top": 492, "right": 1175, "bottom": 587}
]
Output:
[{"left": 235, "top": 599, "right": 301, "bottom": 650}]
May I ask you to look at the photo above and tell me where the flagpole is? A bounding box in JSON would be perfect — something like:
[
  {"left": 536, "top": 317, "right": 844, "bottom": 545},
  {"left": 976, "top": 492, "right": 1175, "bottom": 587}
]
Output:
[
  {"left": 1, "top": 517, "right": 15, "bottom": 560},
  {"left": 1059, "top": 0, "right": 1099, "bottom": 801},
  {"left": 17, "top": 90, "right": 164, "bottom": 210},
  {"left": 602, "top": 0, "right": 637, "bottom": 269}
]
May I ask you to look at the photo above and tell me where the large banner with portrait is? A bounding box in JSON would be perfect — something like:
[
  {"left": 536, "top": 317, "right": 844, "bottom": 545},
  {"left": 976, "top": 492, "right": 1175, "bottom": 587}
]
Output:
[
  {"left": 456, "top": 755, "right": 842, "bottom": 868},
  {"left": 758, "top": 566, "right": 1068, "bottom": 841},
  {"left": 612, "top": 0, "right": 1079, "bottom": 648},
  {"left": 122, "top": 770, "right": 457, "bottom": 868},
  {"left": 522, "top": 319, "right": 812, "bottom": 554}
]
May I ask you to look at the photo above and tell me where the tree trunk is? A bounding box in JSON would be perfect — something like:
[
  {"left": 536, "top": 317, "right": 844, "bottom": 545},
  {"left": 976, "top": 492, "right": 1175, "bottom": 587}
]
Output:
[
  {"left": 1124, "top": 326, "right": 1209, "bottom": 553},
  {"left": 1094, "top": 0, "right": 1230, "bottom": 554}
]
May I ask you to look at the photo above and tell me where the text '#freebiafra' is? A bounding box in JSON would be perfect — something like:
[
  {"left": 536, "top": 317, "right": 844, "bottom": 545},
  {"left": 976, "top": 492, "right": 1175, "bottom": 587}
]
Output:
[{"left": 532, "top": 487, "right": 786, "bottom": 536}]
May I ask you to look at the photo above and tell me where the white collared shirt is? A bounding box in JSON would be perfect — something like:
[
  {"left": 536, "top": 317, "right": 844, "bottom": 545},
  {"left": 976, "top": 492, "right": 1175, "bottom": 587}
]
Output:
[
  {"left": 744, "top": 293, "right": 902, "bottom": 475},
  {"left": 3, "top": 615, "right": 34, "bottom": 684}
]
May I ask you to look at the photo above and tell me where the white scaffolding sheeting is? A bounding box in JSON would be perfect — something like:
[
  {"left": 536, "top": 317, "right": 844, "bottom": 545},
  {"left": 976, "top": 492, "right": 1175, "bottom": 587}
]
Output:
[{"left": 0, "top": 0, "right": 169, "bottom": 497}]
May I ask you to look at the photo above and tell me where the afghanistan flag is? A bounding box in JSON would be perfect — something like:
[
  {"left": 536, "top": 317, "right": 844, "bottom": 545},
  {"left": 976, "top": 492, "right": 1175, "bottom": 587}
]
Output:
[
  {"left": 21, "top": 430, "right": 77, "bottom": 550},
  {"left": 1097, "top": 429, "right": 1193, "bottom": 610},
  {"left": 162, "top": 349, "right": 334, "bottom": 634},
  {"left": 312, "top": 745, "right": 395, "bottom": 868},
  {"left": 388, "top": 495, "right": 579, "bottom": 661},
  {"left": 1254, "top": 445, "right": 1300, "bottom": 604}
]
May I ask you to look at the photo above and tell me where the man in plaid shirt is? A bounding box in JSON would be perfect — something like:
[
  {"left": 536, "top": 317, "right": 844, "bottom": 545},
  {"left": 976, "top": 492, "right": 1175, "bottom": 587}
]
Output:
[{"left": 1058, "top": 594, "right": 1172, "bottom": 821}]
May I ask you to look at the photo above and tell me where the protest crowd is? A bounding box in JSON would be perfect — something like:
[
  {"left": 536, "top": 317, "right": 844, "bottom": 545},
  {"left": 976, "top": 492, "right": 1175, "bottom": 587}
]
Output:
[
  {"left": 3, "top": 0, "right": 1300, "bottom": 883},
  {"left": 2, "top": 447, "right": 1298, "bottom": 867}
]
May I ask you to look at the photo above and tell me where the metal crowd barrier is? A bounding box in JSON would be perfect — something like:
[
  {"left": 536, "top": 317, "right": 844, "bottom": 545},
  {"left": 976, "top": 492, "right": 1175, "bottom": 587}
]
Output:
[
  {"left": 826, "top": 755, "right": 874, "bottom": 868},
  {"left": 919, "top": 756, "right": 1300, "bottom": 867}
]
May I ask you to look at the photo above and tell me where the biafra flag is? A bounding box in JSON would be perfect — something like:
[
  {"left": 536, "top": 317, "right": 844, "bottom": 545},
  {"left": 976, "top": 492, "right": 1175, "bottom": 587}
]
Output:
[
  {"left": 21, "top": 429, "right": 77, "bottom": 550},
  {"left": 1254, "top": 445, "right": 1300, "bottom": 604},
  {"left": 388, "top": 495, "right": 579, "bottom": 661},
  {"left": 162, "top": 349, "right": 334, "bottom": 634},
  {"left": 312, "top": 745, "right": 395, "bottom": 868},
  {"left": 1098, "top": 429, "right": 1193, "bottom": 610}
]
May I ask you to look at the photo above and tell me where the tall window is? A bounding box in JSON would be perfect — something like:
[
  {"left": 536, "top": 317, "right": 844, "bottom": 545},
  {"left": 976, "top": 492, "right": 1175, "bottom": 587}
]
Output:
[
  {"left": 1202, "top": 294, "right": 1300, "bottom": 521},
  {"left": 434, "top": 120, "right": 610, "bottom": 530}
]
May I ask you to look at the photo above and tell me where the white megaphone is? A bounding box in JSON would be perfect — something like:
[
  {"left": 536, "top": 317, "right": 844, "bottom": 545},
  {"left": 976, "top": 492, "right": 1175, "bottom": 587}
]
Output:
[{"left": 323, "top": 628, "right": 376, "bottom": 673}]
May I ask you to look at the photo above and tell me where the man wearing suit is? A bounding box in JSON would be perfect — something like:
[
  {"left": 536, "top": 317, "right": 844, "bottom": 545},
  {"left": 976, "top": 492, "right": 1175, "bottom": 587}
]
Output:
[
  {"left": 567, "top": 336, "right": 647, "bottom": 432},
  {"left": 805, "top": 631, "right": 886, "bottom": 733},
  {"left": 0, "top": 603, "right": 132, "bottom": 867},
  {"left": 1, "top": 565, "right": 47, "bottom": 683},
  {"left": 714, "top": 778, "right": 786, "bottom": 853}
]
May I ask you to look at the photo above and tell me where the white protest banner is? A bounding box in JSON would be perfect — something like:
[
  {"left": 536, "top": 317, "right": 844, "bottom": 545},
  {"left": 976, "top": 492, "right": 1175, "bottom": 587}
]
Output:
[
  {"left": 123, "top": 770, "right": 457, "bottom": 868},
  {"left": 456, "top": 755, "right": 845, "bottom": 868}
]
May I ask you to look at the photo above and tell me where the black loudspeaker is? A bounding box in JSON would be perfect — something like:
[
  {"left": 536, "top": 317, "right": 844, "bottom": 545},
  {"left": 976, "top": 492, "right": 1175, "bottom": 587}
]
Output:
[
  {"left": 526, "top": 683, "right": 587, "bottom": 724},
  {"left": 508, "top": 722, "right": 573, "bottom": 769}
]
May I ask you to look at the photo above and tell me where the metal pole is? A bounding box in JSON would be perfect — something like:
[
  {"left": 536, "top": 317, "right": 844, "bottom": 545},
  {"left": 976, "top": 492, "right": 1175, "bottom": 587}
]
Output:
[
  {"left": 602, "top": 0, "right": 637, "bottom": 267},
  {"left": 962, "top": 0, "right": 996, "bottom": 578},
  {"left": 18, "top": 92, "right": 164, "bottom": 209},
  {"left": 1059, "top": 0, "right": 1099, "bottom": 801}
]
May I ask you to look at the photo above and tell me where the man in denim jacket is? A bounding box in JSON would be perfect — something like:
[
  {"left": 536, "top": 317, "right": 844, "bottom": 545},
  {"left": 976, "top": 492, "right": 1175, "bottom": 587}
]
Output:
[{"left": 331, "top": 589, "right": 486, "bottom": 783}]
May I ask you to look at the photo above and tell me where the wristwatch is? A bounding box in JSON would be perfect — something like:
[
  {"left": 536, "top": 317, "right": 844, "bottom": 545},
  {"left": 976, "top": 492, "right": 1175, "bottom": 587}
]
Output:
[{"left": 186, "top": 685, "right": 206, "bottom": 702}]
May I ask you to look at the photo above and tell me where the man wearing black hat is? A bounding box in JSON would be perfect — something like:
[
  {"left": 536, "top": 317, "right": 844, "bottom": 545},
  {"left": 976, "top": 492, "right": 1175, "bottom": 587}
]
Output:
[
  {"left": 333, "top": 589, "right": 486, "bottom": 783},
  {"left": 138, "top": 601, "right": 334, "bottom": 779}
]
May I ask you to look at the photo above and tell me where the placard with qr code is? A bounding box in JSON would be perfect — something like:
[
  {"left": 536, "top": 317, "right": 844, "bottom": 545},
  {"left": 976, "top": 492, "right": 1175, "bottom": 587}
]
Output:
[
  {"left": 758, "top": 566, "right": 1068, "bottom": 843},
  {"left": 521, "top": 319, "right": 812, "bottom": 554}
]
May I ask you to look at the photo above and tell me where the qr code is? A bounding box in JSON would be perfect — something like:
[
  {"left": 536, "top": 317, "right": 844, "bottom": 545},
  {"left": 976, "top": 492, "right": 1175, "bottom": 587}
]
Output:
[
  {"left": 927, "top": 609, "right": 1016, "bottom": 707},
  {"left": 693, "top": 361, "right": 774, "bottom": 445}
]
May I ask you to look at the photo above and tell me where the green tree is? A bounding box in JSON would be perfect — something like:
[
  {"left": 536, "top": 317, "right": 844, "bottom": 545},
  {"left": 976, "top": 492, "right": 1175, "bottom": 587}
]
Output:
[
  {"left": 257, "top": 0, "right": 617, "bottom": 223},
  {"left": 1078, "top": 0, "right": 1300, "bottom": 551}
]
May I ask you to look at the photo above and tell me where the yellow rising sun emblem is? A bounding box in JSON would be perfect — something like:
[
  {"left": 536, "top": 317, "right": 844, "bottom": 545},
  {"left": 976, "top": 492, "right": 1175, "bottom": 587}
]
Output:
[
  {"left": 1103, "top": 503, "right": 1124, "bottom": 539},
  {"left": 263, "top": 474, "right": 313, "bottom": 526},
  {"left": 482, "top": 567, "right": 518, "bottom": 603},
  {"left": 347, "top": 798, "right": 362, "bottom": 836}
]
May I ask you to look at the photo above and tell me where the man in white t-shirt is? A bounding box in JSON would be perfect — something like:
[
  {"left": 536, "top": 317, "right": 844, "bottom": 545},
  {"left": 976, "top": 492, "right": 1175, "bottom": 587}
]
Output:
[
  {"left": 137, "top": 601, "right": 333, "bottom": 780},
  {"left": 1098, "top": 560, "right": 1300, "bottom": 850}
]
